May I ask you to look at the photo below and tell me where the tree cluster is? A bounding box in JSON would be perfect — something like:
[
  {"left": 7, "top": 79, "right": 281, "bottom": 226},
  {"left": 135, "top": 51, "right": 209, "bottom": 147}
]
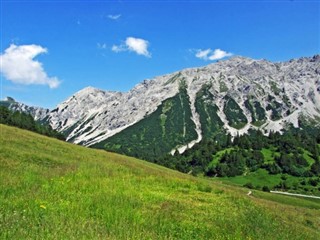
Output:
[
  {"left": 156, "top": 127, "right": 320, "bottom": 178},
  {"left": 0, "top": 106, "right": 65, "bottom": 140}
]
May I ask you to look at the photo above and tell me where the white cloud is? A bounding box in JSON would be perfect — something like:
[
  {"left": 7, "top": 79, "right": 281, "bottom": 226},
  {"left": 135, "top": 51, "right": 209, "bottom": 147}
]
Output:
[
  {"left": 111, "top": 44, "right": 125, "bottom": 53},
  {"left": 97, "top": 43, "right": 107, "bottom": 49},
  {"left": 0, "top": 44, "right": 60, "bottom": 88},
  {"left": 108, "top": 14, "right": 121, "bottom": 20},
  {"left": 112, "top": 37, "right": 151, "bottom": 57},
  {"left": 195, "top": 49, "right": 212, "bottom": 59},
  {"left": 125, "top": 37, "right": 151, "bottom": 57},
  {"left": 195, "top": 48, "right": 232, "bottom": 61}
]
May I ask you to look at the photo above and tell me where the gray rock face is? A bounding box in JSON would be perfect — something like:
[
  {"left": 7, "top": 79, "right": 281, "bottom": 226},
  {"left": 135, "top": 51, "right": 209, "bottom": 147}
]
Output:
[
  {"left": 9, "top": 55, "right": 320, "bottom": 149},
  {"left": 1, "top": 97, "right": 49, "bottom": 121}
]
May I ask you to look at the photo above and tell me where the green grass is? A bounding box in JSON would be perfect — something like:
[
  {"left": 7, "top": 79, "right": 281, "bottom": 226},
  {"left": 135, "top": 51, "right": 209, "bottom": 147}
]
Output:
[
  {"left": 220, "top": 167, "right": 320, "bottom": 197},
  {"left": 253, "top": 191, "right": 320, "bottom": 210},
  {"left": 220, "top": 169, "right": 291, "bottom": 188},
  {"left": 208, "top": 148, "right": 234, "bottom": 167},
  {"left": 261, "top": 147, "right": 315, "bottom": 169},
  {"left": 261, "top": 148, "right": 280, "bottom": 163},
  {"left": 1, "top": 124, "right": 320, "bottom": 239}
]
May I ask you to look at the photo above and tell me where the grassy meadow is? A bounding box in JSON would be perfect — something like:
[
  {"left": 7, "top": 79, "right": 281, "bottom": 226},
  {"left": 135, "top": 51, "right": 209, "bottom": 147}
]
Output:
[{"left": 0, "top": 124, "right": 319, "bottom": 239}]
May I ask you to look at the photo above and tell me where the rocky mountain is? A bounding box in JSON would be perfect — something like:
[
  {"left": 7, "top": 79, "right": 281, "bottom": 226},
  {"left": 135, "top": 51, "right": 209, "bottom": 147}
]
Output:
[
  {"left": 0, "top": 97, "right": 49, "bottom": 121},
  {"left": 4, "top": 55, "right": 320, "bottom": 158}
]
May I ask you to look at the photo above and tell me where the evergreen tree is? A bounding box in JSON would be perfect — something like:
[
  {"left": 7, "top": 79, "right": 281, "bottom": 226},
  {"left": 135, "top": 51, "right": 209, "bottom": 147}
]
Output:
[{"left": 0, "top": 106, "right": 65, "bottom": 140}]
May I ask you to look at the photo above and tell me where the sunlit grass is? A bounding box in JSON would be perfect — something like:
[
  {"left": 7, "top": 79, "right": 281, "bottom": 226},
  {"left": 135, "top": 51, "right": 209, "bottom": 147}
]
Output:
[{"left": 0, "top": 124, "right": 319, "bottom": 239}]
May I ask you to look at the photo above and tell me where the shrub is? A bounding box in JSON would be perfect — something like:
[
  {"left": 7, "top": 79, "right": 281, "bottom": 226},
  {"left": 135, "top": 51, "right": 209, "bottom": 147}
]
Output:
[
  {"left": 243, "top": 182, "right": 254, "bottom": 189},
  {"left": 308, "top": 179, "right": 318, "bottom": 187},
  {"left": 262, "top": 186, "right": 270, "bottom": 192}
]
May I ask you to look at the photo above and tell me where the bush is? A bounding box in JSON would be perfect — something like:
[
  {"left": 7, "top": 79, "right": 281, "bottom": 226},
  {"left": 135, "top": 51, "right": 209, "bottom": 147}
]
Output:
[
  {"left": 308, "top": 179, "right": 318, "bottom": 187},
  {"left": 276, "top": 181, "right": 290, "bottom": 190},
  {"left": 265, "top": 163, "right": 282, "bottom": 174},
  {"left": 243, "top": 182, "right": 254, "bottom": 189},
  {"left": 262, "top": 186, "right": 270, "bottom": 192}
]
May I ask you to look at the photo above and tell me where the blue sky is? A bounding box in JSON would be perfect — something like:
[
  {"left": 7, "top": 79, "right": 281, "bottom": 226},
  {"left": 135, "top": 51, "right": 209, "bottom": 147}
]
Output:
[{"left": 1, "top": 0, "right": 319, "bottom": 109}]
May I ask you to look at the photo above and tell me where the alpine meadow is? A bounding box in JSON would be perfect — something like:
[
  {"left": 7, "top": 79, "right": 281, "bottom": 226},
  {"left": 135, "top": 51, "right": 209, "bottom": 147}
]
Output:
[
  {"left": 1, "top": 1, "right": 320, "bottom": 239},
  {"left": 1, "top": 124, "right": 320, "bottom": 239}
]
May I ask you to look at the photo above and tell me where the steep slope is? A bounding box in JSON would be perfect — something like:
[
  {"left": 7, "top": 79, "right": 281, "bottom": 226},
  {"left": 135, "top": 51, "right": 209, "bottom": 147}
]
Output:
[
  {"left": 1, "top": 124, "right": 319, "bottom": 239},
  {"left": 194, "top": 84, "right": 225, "bottom": 139},
  {"left": 13, "top": 55, "right": 320, "bottom": 156},
  {"left": 0, "top": 97, "right": 49, "bottom": 121},
  {"left": 93, "top": 83, "right": 198, "bottom": 159}
]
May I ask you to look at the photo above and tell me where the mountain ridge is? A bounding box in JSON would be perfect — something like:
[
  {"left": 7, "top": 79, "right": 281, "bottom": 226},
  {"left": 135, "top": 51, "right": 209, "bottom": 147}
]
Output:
[
  {"left": 54, "top": 54, "right": 320, "bottom": 148},
  {"left": 3, "top": 54, "right": 320, "bottom": 155},
  {"left": 0, "top": 97, "right": 49, "bottom": 121}
]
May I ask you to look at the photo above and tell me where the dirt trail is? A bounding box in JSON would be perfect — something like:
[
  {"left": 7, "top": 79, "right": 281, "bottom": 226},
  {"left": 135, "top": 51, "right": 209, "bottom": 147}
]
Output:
[{"left": 270, "top": 191, "right": 320, "bottom": 199}]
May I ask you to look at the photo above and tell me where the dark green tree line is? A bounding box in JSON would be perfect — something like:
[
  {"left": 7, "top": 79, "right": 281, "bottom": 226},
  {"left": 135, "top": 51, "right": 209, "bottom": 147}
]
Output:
[{"left": 0, "top": 106, "right": 65, "bottom": 140}]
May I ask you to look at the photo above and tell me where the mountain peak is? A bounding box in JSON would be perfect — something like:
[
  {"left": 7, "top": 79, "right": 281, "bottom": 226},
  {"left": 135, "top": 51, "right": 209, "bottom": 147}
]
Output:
[
  {"left": 78, "top": 86, "right": 101, "bottom": 93},
  {"left": 23, "top": 54, "right": 320, "bottom": 149},
  {"left": 311, "top": 54, "right": 320, "bottom": 62},
  {"left": 228, "top": 55, "right": 253, "bottom": 62},
  {"left": 3, "top": 97, "right": 16, "bottom": 102},
  {"left": 226, "top": 56, "right": 274, "bottom": 65},
  {"left": 73, "top": 86, "right": 109, "bottom": 98}
]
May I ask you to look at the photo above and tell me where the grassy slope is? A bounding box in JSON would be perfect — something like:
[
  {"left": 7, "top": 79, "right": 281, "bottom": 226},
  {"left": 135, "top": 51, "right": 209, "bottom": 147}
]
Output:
[
  {"left": 0, "top": 124, "right": 319, "bottom": 239},
  {"left": 217, "top": 147, "right": 319, "bottom": 196},
  {"left": 220, "top": 169, "right": 301, "bottom": 190}
]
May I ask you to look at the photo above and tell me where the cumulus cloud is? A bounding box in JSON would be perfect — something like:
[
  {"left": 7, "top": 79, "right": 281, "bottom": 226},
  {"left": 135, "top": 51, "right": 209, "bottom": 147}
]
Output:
[
  {"left": 125, "top": 37, "right": 151, "bottom": 57},
  {"left": 108, "top": 14, "right": 121, "bottom": 20},
  {"left": 112, "top": 37, "right": 151, "bottom": 57},
  {"left": 195, "top": 48, "right": 232, "bottom": 61},
  {"left": 0, "top": 44, "right": 60, "bottom": 88}
]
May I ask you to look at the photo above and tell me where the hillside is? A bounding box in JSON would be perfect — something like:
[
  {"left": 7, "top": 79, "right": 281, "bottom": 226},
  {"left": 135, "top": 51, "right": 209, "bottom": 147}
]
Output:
[
  {"left": 0, "top": 97, "right": 49, "bottom": 121},
  {"left": 3, "top": 55, "right": 320, "bottom": 161},
  {"left": 0, "top": 124, "right": 319, "bottom": 239},
  {"left": 0, "top": 106, "right": 65, "bottom": 140},
  {"left": 47, "top": 55, "right": 320, "bottom": 154},
  {"left": 159, "top": 126, "right": 320, "bottom": 195}
]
